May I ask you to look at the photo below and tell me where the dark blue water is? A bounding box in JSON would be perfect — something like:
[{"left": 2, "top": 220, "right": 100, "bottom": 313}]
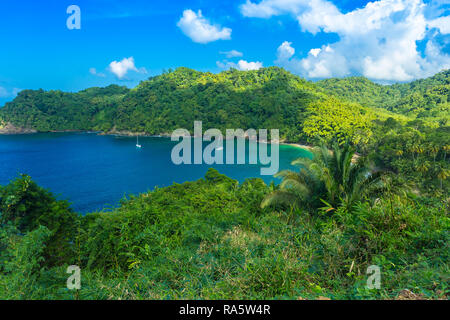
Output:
[{"left": 0, "top": 133, "right": 310, "bottom": 213}]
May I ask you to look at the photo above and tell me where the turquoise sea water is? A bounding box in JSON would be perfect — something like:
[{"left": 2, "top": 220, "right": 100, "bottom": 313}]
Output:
[{"left": 0, "top": 133, "right": 310, "bottom": 213}]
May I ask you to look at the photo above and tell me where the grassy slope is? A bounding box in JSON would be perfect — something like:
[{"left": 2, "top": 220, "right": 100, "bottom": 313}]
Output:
[{"left": 0, "top": 169, "right": 447, "bottom": 300}]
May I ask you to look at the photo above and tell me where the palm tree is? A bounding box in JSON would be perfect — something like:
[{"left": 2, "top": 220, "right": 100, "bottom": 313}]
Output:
[
  {"left": 428, "top": 144, "right": 440, "bottom": 163},
  {"left": 437, "top": 167, "right": 449, "bottom": 190},
  {"left": 262, "top": 142, "right": 388, "bottom": 212},
  {"left": 416, "top": 160, "right": 431, "bottom": 174},
  {"left": 443, "top": 145, "right": 450, "bottom": 162},
  {"left": 407, "top": 142, "right": 418, "bottom": 161}
]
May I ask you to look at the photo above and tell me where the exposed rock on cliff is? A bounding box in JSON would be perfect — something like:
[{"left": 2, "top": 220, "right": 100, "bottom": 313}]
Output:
[{"left": 0, "top": 122, "right": 37, "bottom": 134}]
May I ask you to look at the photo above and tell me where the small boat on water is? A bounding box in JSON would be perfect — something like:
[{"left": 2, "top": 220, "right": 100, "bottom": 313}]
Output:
[{"left": 136, "top": 136, "right": 142, "bottom": 148}]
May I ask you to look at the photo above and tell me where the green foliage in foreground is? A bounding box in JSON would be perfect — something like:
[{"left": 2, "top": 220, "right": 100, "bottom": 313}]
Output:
[
  {"left": 262, "top": 143, "right": 390, "bottom": 211},
  {"left": 0, "top": 168, "right": 448, "bottom": 300},
  {"left": 0, "top": 175, "right": 78, "bottom": 266}
]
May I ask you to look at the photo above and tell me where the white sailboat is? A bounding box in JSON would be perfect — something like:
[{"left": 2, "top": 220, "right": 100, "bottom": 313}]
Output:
[{"left": 136, "top": 136, "right": 142, "bottom": 148}]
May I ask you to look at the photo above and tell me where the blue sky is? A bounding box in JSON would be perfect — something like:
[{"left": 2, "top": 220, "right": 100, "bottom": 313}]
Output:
[{"left": 0, "top": 0, "right": 449, "bottom": 105}]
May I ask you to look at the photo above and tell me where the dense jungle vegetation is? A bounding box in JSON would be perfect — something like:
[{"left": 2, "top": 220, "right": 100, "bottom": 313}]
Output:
[{"left": 0, "top": 67, "right": 448, "bottom": 299}]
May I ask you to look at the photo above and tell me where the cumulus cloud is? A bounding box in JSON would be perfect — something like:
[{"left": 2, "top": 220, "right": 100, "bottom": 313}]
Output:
[
  {"left": 242, "top": 0, "right": 450, "bottom": 81},
  {"left": 108, "top": 57, "right": 146, "bottom": 79},
  {"left": 238, "top": 60, "right": 263, "bottom": 70},
  {"left": 240, "top": 0, "right": 280, "bottom": 18},
  {"left": 217, "top": 59, "right": 263, "bottom": 71},
  {"left": 220, "top": 50, "right": 244, "bottom": 58},
  {"left": 276, "top": 41, "right": 295, "bottom": 61},
  {"left": 309, "top": 48, "right": 321, "bottom": 57},
  {"left": 428, "top": 16, "right": 450, "bottom": 34},
  {"left": 177, "top": 9, "right": 232, "bottom": 44}
]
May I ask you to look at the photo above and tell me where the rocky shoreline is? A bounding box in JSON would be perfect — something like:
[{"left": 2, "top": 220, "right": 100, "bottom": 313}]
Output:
[{"left": 0, "top": 122, "right": 37, "bottom": 134}]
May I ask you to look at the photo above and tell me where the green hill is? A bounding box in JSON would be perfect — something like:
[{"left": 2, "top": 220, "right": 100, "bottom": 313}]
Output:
[
  {"left": 317, "top": 69, "right": 450, "bottom": 124},
  {"left": 0, "top": 84, "right": 129, "bottom": 132},
  {"left": 0, "top": 67, "right": 448, "bottom": 141},
  {"left": 316, "top": 76, "right": 402, "bottom": 108},
  {"left": 112, "top": 67, "right": 322, "bottom": 141}
]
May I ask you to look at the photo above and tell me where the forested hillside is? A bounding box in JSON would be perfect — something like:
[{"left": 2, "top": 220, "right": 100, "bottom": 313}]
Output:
[
  {"left": 0, "top": 85, "right": 129, "bottom": 132},
  {"left": 1, "top": 67, "right": 448, "bottom": 142},
  {"left": 317, "top": 69, "right": 450, "bottom": 124},
  {"left": 1, "top": 67, "right": 324, "bottom": 141},
  {"left": 112, "top": 67, "right": 321, "bottom": 141},
  {"left": 0, "top": 68, "right": 431, "bottom": 140}
]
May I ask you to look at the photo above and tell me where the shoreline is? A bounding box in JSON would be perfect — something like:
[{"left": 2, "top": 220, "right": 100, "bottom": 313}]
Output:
[
  {"left": 280, "top": 142, "right": 314, "bottom": 151},
  {"left": 0, "top": 126, "right": 314, "bottom": 150}
]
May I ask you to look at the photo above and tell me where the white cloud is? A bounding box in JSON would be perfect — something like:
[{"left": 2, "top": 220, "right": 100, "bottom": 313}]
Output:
[
  {"left": 217, "top": 59, "right": 263, "bottom": 71},
  {"left": 89, "top": 67, "right": 106, "bottom": 77},
  {"left": 177, "top": 9, "right": 232, "bottom": 44},
  {"left": 108, "top": 57, "right": 146, "bottom": 79},
  {"left": 309, "top": 48, "right": 321, "bottom": 57},
  {"left": 220, "top": 50, "right": 244, "bottom": 58},
  {"left": 240, "top": 0, "right": 280, "bottom": 18},
  {"left": 0, "top": 87, "right": 8, "bottom": 97},
  {"left": 428, "top": 16, "right": 450, "bottom": 34},
  {"left": 0, "top": 87, "right": 20, "bottom": 98},
  {"left": 216, "top": 60, "right": 230, "bottom": 69},
  {"left": 276, "top": 41, "right": 295, "bottom": 61},
  {"left": 240, "top": 0, "right": 312, "bottom": 18},
  {"left": 238, "top": 60, "right": 263, "bottom": 70},
  {"left": 242, "top": 0, "right": 450, "bottom": 81}
]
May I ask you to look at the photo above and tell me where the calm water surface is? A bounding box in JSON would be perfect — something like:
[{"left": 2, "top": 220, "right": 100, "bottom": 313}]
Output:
[{"left": 0, "top": 133, "right": 310, "bottom": 213}]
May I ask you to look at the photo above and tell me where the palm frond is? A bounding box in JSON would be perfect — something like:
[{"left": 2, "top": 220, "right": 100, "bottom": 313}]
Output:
[{"left": 260, "top": 190, "right": 302, "bottom": 209}]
